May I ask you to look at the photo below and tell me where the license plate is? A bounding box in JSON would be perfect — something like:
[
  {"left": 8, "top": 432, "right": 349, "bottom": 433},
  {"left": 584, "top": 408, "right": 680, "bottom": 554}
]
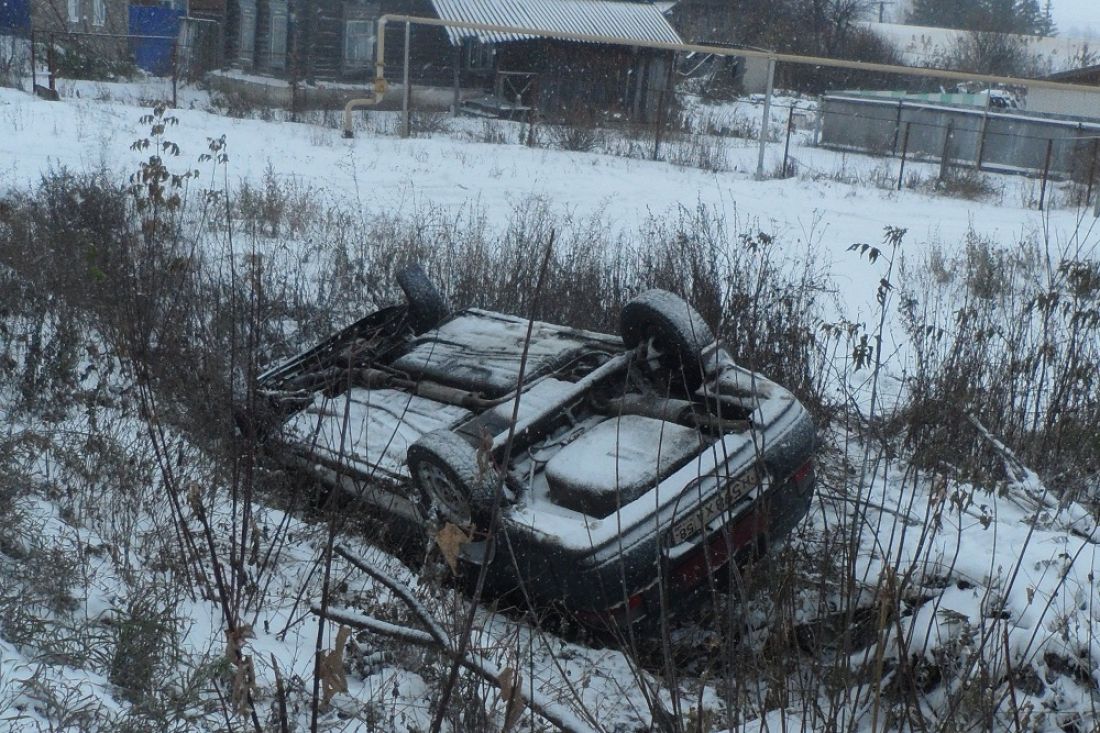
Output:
[{"left": 668, "top": 468, "right": 763, "bottom": 547}]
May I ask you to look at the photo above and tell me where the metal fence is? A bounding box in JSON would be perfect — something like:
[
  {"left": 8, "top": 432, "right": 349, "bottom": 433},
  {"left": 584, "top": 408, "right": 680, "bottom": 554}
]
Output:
[{"left": 820, "top": 94, "right": 1100, "bottom": 183}]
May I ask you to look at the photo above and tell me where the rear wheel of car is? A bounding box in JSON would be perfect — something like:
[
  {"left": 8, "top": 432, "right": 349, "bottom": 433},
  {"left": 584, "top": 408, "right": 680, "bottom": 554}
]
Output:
[
  {"left": 407, "top": 430, "right": 498, "bottom": 528},
  {"left": 396, "top": 264, "right": 450, "bottom": 334},
  {"left": 620, "top": 289, "right": 714, "bottom": 392}
]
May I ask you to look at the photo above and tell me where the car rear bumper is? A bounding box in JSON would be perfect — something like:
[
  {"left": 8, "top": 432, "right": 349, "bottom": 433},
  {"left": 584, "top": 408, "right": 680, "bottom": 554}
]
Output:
[
  {"left": 488, "top": 407, "right": 817, "bottom": 622},
  {"left": 577, "top": 458, "right": 816, "bottom": 626}
]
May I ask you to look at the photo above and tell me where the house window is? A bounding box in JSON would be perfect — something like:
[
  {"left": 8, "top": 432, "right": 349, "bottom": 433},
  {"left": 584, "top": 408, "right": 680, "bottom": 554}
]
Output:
[
  {"left": 67, "top": 0, "right": 80, "bottom": 23},
  {"left": 463, "top": 38, "right": 494, "bottom": 71},
  {"left": 269, "top": 0, "right": 288, "bottom": 69},
  {"left": 238, "top": 0, "right": 256, "bottom": 66},
  {"left": 92, "top": 0, "right": 106, "bottom": 27},
  {"left": 344, "top": 19, "right": 375, "bottom": 69}
]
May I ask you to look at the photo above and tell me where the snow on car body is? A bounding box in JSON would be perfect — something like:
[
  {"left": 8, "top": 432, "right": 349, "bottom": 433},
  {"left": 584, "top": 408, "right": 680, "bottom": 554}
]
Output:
[{"left": 257, "top": 268, "right": 816, "bottom": 624}]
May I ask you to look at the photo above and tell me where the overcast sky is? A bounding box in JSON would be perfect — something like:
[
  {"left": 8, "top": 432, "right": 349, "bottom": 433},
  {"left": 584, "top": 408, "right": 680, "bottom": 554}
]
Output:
[{"left": 1052, "top": 0, "right": 1098, "bottom": 39}]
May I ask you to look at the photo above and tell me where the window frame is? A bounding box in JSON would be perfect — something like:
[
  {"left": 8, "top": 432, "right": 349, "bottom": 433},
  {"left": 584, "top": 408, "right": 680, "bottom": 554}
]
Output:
[
  {"left": 463, "top": 37, "right": 494, "bottom": 71},
  {"left": 238, "top": 0, "right": 257, "bottom": 66},
  {"left": 343, "top": 18, "right": 376, "bottom": 70},
  {"left": 268, "top": 0, "right": 288, "bottom": 69}
]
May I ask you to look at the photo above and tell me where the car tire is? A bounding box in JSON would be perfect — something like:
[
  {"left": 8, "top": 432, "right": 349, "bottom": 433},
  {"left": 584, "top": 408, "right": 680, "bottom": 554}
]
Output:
[
  {"left": 620, "top": 289, "right": 714, "bottom": 392},
  {"left": 407, "top": 430, "right": 499, "bottom": 527},
  {"left": 396, "top": 264, "right": 450, "bottom": 334}
]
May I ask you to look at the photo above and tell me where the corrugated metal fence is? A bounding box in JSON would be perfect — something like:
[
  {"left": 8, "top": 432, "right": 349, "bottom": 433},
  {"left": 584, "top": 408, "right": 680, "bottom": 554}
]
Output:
[
  {"left": 820, "top": 94, "right": 1100, "bottom": 181},
  {"left": 129, "top": 6, "right": 184, "bottom": 75}
]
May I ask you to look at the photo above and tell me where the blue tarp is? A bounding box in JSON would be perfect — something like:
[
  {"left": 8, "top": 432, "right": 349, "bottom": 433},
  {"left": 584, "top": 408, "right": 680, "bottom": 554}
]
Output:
[
  {"left": 0, "top": 0, "right": 30, "bottom": 33},
  {"left": 129, "top": 6, "right": 184, "bottom": 75}
]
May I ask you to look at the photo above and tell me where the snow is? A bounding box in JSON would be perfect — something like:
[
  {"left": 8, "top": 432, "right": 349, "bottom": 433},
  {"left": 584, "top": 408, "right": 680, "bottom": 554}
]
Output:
[
  {"left": 545, "top": 414, "right": 704, "bottom": 511},
  {"left": 286, "top": 387, "right": 472, "bottom": 476},
  {"left": 392, "top": 309, "right": 611, "bottom": 395}
]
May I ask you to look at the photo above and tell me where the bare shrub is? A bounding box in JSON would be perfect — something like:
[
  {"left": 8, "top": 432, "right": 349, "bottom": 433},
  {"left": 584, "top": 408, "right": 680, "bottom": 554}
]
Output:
[
  {"left": 541, "top": 107, "right": 604, "bottom": 152},
  {"left": 109, "top": 595, "right": 180, "bottom": 700},
  {"left": 469, "top": 119, "right": 510, "bottom": 145},
  {"left": 544, "top": 121, "right": 603, "bottom": 152},
  {"left": 51, "top": 35, "right": 136, "bottom": 82},
  {"left": 208, "top": 90, "right": 255, "bottom": 119},
  {"left": 409, "top": 109, "right": 452, "bottom": 136},
  {"left": 896, "top": 229, "right": 1100, "bottom": 493},
  {"left": 664, "top": 132, "right": 731, "bottom": 172},
  {"left": 941, "top": 30, "right": 1041, "bottom": 77},
  {"left": 686, "top": 109, "right": 758, "bottom": 140},
  {"left": 932, "top": 167, "right": 998, "bottom": 200},
  {"left": 235, "top": 163, "right": 320, "bottom": 238}
]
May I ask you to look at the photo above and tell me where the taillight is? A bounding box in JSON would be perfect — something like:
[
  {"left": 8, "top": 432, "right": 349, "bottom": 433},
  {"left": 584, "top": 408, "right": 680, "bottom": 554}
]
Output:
[{"left": 791, "top": 459, "right": 813, "bottom": 484}]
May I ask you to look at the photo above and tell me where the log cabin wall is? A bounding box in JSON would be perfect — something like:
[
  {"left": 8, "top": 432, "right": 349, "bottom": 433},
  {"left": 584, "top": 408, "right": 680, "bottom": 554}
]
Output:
[
  {"left": 188, "top": 0, "right": 226, "bottom": 21},
  {"left": 496, "top": 39, "right": 673, "bottom": 122},
  {"left": 378, "top": 0, "right": 452, "bottom": 86},
  {"left": 30, "top": 0, "right": 129, "bottom": 60}
]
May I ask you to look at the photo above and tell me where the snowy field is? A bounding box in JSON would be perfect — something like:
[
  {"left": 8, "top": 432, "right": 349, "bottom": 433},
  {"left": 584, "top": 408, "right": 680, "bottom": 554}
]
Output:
[{"left": 0, "top": 77, "right": 1098, "bottom": 732}]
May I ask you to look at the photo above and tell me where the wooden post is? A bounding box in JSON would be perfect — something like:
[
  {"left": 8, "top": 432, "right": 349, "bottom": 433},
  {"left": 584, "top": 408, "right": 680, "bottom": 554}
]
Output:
[
  {"left": 974, "top": 90, "right": 991, "bottom": 170},
  {"left": 452, "top": 45, "right": 460, "bottom": 116},
  {"left": 755, "top": 56, "right": 775, "bottom": 179},
  {"left": 781, "top": 104, "right": 794, "bottom": 177},
  {"left": 1038, "top": 138, "right": 1053, "bottom": 211},
  {"left": 938, "top": 119, "right": 954, "bottom": 181},
  {"left": 891, "top": 99, "right": 902, "bottom": 154},
  {"left": 897, "top": 121, "right": 911, "bottom": 190},
  {"left": 401, "top": 21, "right": 410, "bottom": 138},
  {"left": 171, "top": 41, "right": 178, "bottom": 108},
  {"left": 813, "top": 95, "right": 823, "bottom": 146},
  {"left": 1085, "top": 138, "right": 1098, "bottom": 210},
  {"left": 652, "top": 54, "right": 674, "bottom": 162},
  {"left": 47, "top": 32, "right": 56, "bottom": 92},
  {"left": 651, "top": 76, "right": 664, "bottom": 160},
  {"left": 288, "top": 16, "right": 300, "bottom": 122}
]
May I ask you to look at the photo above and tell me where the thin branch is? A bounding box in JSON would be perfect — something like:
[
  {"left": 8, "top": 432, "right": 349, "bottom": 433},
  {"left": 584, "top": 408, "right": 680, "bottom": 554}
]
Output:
[
  {"left": 312, "top": 605, "right": 599, "bottom": 733},
  {"left": 333, "top": 543, "right": 450, "bottom": 647}
]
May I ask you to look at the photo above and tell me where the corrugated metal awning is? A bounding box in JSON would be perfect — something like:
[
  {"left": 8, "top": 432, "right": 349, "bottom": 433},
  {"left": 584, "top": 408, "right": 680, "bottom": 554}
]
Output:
[{"left": 428, "top": 0, "right": 683, "bottom": 46}]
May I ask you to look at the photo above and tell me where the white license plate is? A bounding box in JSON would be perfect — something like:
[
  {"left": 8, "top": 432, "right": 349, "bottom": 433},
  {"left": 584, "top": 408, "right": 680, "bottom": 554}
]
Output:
[{"left": 668, "top": 469, "right": 763, "bottom": 547}]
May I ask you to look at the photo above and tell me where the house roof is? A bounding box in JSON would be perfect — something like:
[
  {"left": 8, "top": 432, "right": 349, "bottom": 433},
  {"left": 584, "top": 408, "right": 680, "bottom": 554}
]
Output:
[
  {"left": 428, "top": 0, "right": 683, "bottom": 46},
  {"left": 1045, "top": 64, "right": 1100, "bottom": 84}
]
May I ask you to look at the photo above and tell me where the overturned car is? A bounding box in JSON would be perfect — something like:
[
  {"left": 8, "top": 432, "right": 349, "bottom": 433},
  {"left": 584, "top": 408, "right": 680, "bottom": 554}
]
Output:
[{"left": 257, "top": 267, "right": 816, "bottom": 625}]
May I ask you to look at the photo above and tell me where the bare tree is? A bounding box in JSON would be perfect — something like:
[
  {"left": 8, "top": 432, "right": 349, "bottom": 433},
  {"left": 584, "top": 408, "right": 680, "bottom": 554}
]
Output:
[{"left": 944, "top": 30, "right": 1040, "bottom": 76}]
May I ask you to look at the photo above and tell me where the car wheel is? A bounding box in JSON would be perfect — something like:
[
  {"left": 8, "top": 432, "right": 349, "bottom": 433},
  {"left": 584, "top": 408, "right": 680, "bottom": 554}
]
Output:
[
  {"left": 620, "top": 289, "right": 714, "bottom": 392},
  {"left": 407, "top": 430, "right": 499, "bottom": 527},
  {"left": 396, "top": 264, "right": 450, "bottom": 334}
]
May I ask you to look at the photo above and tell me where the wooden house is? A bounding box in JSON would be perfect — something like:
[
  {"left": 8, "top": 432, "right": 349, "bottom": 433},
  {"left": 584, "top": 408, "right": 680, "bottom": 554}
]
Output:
[
  {"left": 213, "top": 0, "right": 682, "bottom": 120},
  {"left": 31, "top": 0, "right": 128, "bottom": 36},
  {"left": 30, "top": 0, "right": 129, "bottom": 64}
]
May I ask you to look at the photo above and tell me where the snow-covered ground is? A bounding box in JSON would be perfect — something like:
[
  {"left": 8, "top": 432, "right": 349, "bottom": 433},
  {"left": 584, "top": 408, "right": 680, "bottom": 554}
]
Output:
[{"left": 0, "top": 77, "right": 1098, "bottom": 732}]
